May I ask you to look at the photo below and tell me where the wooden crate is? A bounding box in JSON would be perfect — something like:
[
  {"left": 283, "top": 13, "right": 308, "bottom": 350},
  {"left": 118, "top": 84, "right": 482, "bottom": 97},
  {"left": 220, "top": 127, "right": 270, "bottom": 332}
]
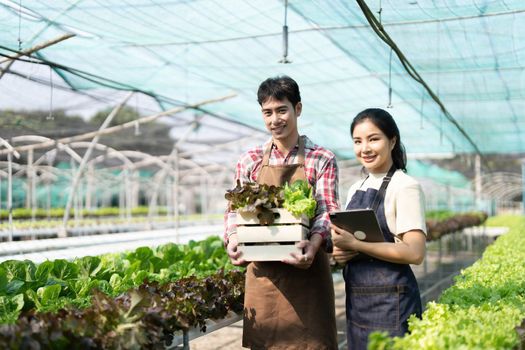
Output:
[{"left": 236, "top": 208, "right": 309, "bottom": 261}]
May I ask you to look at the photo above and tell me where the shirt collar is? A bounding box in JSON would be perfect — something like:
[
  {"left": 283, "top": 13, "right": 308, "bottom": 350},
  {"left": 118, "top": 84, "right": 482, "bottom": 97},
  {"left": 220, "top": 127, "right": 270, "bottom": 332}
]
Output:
[{"left": 263, "top": 135, "right": 313, "bottom": 152}]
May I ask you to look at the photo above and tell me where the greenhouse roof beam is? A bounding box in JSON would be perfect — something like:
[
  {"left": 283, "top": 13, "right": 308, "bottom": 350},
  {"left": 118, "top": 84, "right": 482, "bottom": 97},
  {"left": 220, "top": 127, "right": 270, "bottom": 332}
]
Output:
[
  {"left": 480, "top": 172, "right": 522, "bottom": 184},
  {"left": 0, "top": 137, "right": 20, "bottom": 159},
  {"left": 0, "top": 161, "right": 22, "bottom": 171},
  {"left": 97, "top": 150, "right": 173, "bottom": 175},
  {"left": 61, "top": 92, "right": 135, "bottom": 237},
  {"left": 11, "top": 135, "right": 83, "bottom": 163},
  {"left": 0, "top": 93, "right": 236, "bottom": 156},
  {"left": 178, "top": 131, "right": 267, "bottom": 158},
  {"left": 11, "top": 164, "right": 60, "bottom": 180},
  {"left": 484, "top": 184, "right": 522, "bottom": 201},
  {"left": 0, "top": 33, "right": 75, "bottom": 80},
  {"left": 37, "top": 141, "right": 134, "bottom": 168}
]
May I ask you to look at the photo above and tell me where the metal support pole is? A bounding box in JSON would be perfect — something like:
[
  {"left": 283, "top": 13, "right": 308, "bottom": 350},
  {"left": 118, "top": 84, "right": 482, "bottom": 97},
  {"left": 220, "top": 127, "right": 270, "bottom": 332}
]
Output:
[
  {"left": 70, "top": 158, "right": 78, "bottom": 224},
  {"left": 119, "top": 173, "right": 125, "bottom": 219},
  {"left": 30, "top": 150, "right": 37, "bottom": 240},
  {"left": 0, "top": 174, "right": 2, "bottom": 220},
  {"left": 85, "top": 165, "right": 93, "bottom": 210},
  {"left": 522, "top": 161, "right": 525, "bottom": 215},
  {"left": 200, "top": 174, "right": 206, "bottom": 220},
  {"left": 125, "top": 170, "right": 132, "bottom": 222},
  {"left": 446, "top": 185, "right": 452, "bottom": 211},
  {"left": 148, "top": 115, "right": 202, "bottom": 223},
  {"left": 174, "top": 148, "right": 180, "bottom": 242},
  {"left": 31, "top": 161, "right": 38, "bottom": 229},
  {"left": 438, "top": 238, "right": 443, "bottom": 280},
  {"left": 182, "top": 330, "right": 190, "bottom": 350},
  {"left": 7, "top": 152, "right": 13, "bottom": 242},
  {"left": 452, "top": 231, "right": 459, "bottom": 258},
  {"left": 61, "top": 92, "right": 133, "bottom": 237},
  {"left": 47, "top": 179, "right": 51, "bottom": 220},
  {"left": 475, "top": 154, "right": 482, "bottom": 210},
  {"left": 132, "top": 170, "right": 139, "bottom": 208},
  {"left": 26, "top": 149, "right": 33, "bottom": 209}
]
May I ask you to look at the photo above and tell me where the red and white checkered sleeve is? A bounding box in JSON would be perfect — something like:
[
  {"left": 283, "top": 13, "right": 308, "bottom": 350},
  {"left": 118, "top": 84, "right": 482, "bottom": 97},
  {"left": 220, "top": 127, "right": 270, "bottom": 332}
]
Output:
[{"left": 309, "top": 152, "right": 339, "bottom": 241}]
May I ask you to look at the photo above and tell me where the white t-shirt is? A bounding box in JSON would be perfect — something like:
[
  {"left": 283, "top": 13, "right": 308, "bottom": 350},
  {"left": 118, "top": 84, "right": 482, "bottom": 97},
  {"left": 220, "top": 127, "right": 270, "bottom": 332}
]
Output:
[{"left": 344, "top": 169, "right": 427, "bottom": 241}]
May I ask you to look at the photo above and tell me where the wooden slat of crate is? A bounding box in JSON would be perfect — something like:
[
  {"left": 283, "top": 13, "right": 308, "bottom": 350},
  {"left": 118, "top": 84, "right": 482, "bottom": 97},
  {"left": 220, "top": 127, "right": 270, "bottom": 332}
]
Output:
[
  {"left": 237, "top": 225, "right": 308, "bottom": 243},
  {"left": 236, "top": 208, "right": 308, "bottom": 226},
  {"left": 239, "top": 244, "right": 303, "bottom": 262}
]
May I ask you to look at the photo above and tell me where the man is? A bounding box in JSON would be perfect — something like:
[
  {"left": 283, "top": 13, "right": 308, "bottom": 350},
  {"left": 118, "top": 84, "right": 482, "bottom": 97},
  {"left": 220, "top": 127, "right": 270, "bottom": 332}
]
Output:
[{"left": 224, "top": 75, "right": 339, "bottom": 349}]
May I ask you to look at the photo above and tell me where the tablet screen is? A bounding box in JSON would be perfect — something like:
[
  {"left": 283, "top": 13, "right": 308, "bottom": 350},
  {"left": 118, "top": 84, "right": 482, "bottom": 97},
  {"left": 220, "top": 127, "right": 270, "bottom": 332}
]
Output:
[{"left": 329, "top": 209, "right": 384, "bottom": 243}]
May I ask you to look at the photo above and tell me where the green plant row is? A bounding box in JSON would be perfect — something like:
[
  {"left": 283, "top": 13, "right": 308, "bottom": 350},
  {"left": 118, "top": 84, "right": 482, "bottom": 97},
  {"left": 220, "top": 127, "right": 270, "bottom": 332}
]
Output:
[
  {"left": 0, "top": 206, "right": 167, "bottom": 220},
  {"left": 369, "top": 215, "right": 525, "bottom": 349},
  {"left": 0, "top": 213, "right": 222, "bottom": 232},
  {"left": 425, "top": 210, "right": 459, "bottom": 221},
  {"left": 0, "top": 236, "right": 235, "bottom": 324},
  {"left": 0, "top": 269, "right": 245, "bottom": 350}
]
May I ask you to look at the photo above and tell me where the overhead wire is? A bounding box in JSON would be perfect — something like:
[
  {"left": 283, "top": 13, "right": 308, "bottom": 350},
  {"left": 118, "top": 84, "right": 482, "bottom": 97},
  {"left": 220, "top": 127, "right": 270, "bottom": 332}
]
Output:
[
  {"left": 186, "top": 0, "right": 251, "bottom": 37},
  {"left": 0, "top": 44, "right": 181, "bottom": 103},
  {"left": 211, "top": 0, "right": 268, "bottom": 33},
  {"left": 288, "top": 1, "right": 460, "bottom": 149},
  {"left": 213, "top": 0, "right": 283, "bottom": 75},
  {"left": 291, "top": 2, "right": 357, "bottom": 83},
  {"left": 65, "top": 0, "right": 162, "bottom": 42},
  {"left": 0, "top": 46, "right": 265, "bottom": 135},
  {"left": 3, "top": 67, "right": 117, "bottom": 106},
  {"left": 354, "top": 0, "right": 489, "bottom": 168},
  {"left": 148, "top": 0, "right": 218, "bottom": 40},
  {"left": 128, "top": 1, "right": 266, "bottom": 89},
  {"left": 17, "top": 0, "right": 22, "bottom": 50},
  {"left": 0, "top": 51, "right": 270, "bottom": 144},
  {"left": 479, "top": 13, "right": 522, "bottom": 151},
  {"left": 119, "top": 0, "right": 187, "bottom": 41},
  {"left": 47, "top": 64, "right": 54, "bottom": 120},
  {"left": 116, "top": 8, "right": 525, "bottom": 48}
]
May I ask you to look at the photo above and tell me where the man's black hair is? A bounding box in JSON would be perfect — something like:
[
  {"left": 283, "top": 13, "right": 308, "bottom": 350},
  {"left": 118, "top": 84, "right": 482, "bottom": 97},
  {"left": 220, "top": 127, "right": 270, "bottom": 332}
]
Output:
[{"left": 257, "top": 75, "right": 301, "bottom": 108}]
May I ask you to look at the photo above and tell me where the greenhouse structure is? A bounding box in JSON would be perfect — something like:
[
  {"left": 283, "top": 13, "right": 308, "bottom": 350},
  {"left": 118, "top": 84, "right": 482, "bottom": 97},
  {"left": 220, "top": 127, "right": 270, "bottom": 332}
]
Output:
[{"left": 0, "top": 1, "right": 524, "bottom": 349}]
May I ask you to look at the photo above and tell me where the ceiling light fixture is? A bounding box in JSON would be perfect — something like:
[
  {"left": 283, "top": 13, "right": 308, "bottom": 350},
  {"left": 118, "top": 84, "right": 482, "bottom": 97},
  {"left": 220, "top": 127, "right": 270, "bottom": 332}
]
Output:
[{"left": 278, "top": 0, "right": 291, "bottom": 64}]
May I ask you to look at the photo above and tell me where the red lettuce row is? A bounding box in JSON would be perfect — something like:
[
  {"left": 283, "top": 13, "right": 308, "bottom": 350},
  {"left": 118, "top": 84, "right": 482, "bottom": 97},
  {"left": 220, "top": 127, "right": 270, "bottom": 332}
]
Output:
[
  {"left": 426, "top": 212, "right": 488, "bottom": 241},
  {"left": 0, "top": 269, "right": 245, "bottom": 349}
]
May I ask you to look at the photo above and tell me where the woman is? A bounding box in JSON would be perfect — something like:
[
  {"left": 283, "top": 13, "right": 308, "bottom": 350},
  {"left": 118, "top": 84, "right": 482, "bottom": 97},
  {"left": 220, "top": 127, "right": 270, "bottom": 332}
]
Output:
[{"left": 331, "top": 108, "right": 427, "bottom": 349}]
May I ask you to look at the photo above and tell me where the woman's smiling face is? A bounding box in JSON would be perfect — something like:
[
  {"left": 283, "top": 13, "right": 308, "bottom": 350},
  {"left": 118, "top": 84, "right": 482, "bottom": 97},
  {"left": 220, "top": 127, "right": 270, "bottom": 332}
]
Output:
[{"left": 352, "top": 118, "right": 396, "bottom": 174}]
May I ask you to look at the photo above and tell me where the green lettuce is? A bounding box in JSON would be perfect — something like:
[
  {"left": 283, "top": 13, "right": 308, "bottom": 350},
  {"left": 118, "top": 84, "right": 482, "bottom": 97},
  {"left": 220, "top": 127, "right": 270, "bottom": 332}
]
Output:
[
  {"left": 0, "top": 294, "right": 24, "bottom": 324},
  {"left": 283, "top": 180, "right": 317, "bottom": 218}
]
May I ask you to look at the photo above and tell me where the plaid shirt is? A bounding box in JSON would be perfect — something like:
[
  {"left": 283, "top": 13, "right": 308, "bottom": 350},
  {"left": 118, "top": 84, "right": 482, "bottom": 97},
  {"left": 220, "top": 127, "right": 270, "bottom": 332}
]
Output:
[{"left": 224, "top": 135, "right": 339, "bottom": 243}]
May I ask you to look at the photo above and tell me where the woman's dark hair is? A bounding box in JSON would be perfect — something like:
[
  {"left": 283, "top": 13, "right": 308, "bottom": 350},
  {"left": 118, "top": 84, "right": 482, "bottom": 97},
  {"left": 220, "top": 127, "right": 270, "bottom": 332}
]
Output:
[
  {"left": 257, "top": 75, "right": 301, "bottom": 108},
  {"left": 350, "top": 108, "right": 407, "bottom": 172}
]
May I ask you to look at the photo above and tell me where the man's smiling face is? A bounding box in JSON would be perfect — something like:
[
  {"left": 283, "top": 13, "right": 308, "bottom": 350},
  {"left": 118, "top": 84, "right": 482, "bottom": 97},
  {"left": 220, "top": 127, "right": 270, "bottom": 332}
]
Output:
[{"left": 261, "top": 97, "right": 301, "bottom": 143}]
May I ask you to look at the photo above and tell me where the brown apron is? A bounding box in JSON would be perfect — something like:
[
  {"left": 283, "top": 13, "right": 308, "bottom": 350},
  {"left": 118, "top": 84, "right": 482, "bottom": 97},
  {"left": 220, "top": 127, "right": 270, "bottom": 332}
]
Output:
[{"left": 242, "top": 137, "right": 337, "bottom": 350}]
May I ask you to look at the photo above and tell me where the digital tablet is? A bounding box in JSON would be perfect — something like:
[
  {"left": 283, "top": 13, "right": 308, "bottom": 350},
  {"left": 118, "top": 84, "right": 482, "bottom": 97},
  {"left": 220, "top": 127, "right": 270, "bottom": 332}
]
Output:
[
  {"left": 329, "top": 209, "right": 385, "bottom": 262},
  {"left": 329, "top": 209, "right": 385, "bottom": 243}
]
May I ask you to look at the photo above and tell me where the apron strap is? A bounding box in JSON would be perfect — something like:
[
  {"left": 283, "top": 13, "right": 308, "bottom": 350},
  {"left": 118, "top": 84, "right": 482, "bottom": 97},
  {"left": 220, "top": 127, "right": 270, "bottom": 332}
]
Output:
[
  {"left": 369, "top": 164, "right": 396, "bottom": 212},
  {"left": 296, "top": 136, "right": 305, "bottom": 165},
  {"left": 261, "top": 136, "right": 306, "bottom": 166},
  {"left": 261, "top": 141, "right": 273, "bottom": 167}
]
